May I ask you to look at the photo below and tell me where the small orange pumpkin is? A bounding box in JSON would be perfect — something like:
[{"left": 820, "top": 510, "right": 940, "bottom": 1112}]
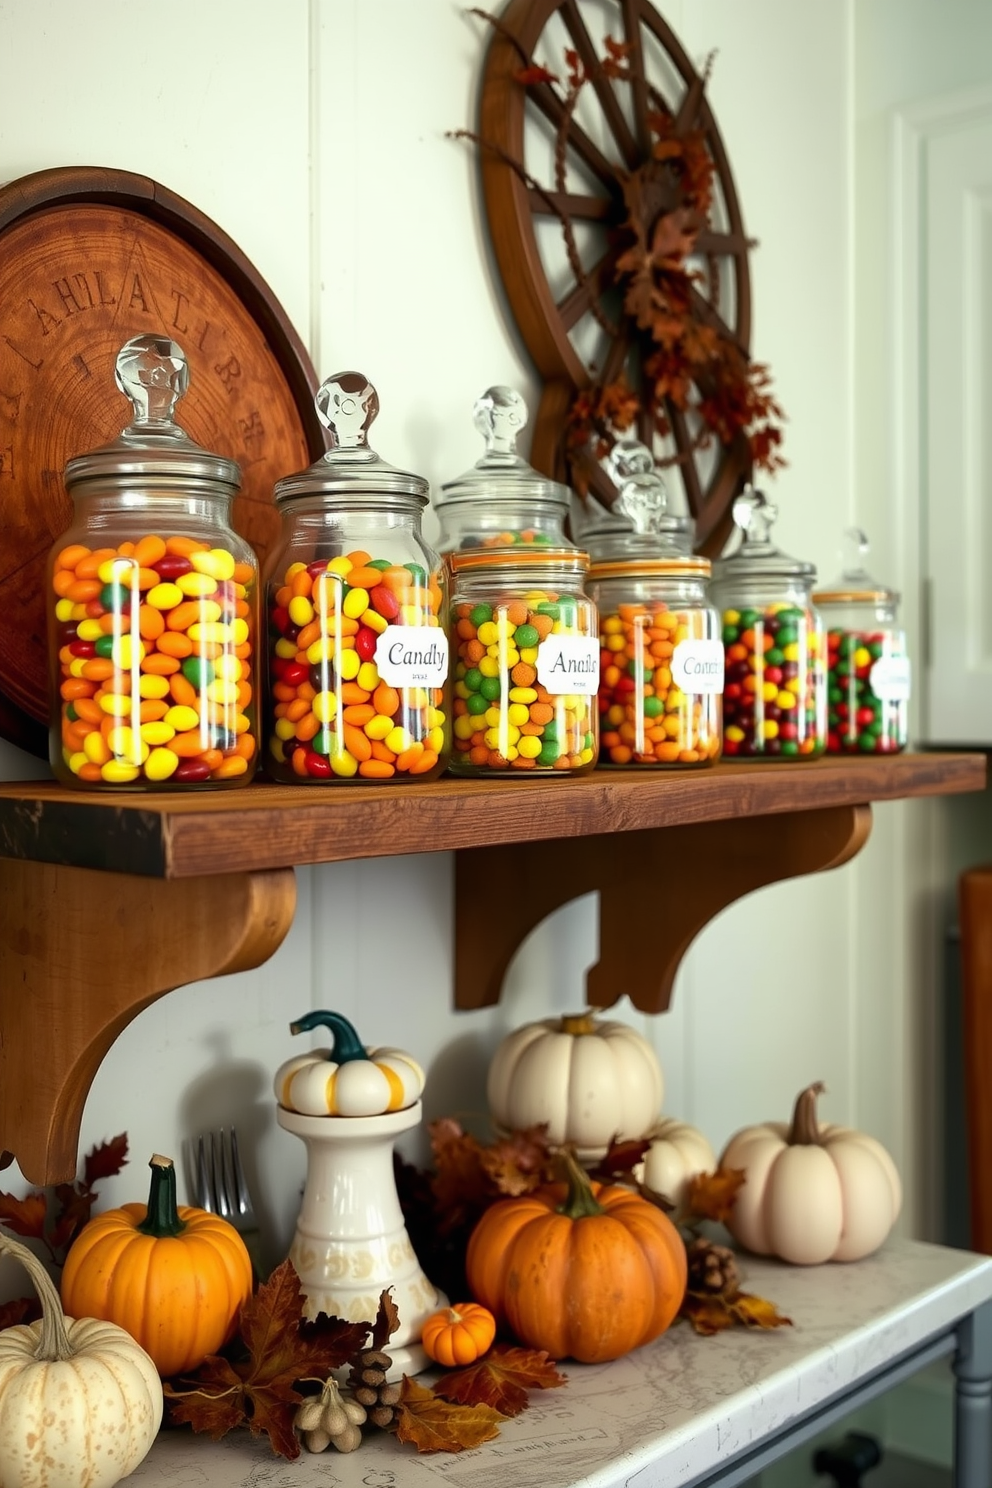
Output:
[
  {"left": 61, "top": 1153, "right": 253, "bottom": 1378},
  {"left": 466, "top": 1149, "right": 687, "bottom": 1364},
  {"left": 421, "top": 1302, "right": 496, "bottom": 1367}
]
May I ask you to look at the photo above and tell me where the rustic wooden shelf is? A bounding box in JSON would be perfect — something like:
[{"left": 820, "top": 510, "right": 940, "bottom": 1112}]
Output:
[{"left": 0, "top": 752, "right": 984, "bottom": 1186}]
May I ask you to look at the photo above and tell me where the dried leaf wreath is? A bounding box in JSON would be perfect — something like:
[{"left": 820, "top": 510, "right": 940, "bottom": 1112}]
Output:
[{"left": 453, "top": 7, "right": 786, "bottom": 495}]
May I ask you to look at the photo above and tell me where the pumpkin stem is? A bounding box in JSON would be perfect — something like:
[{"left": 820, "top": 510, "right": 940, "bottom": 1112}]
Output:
[
  {"left": 0, "top": 1229, "right": 76, "bottom": 1362},
  {"left": 137, "top": 1154, "right": 188, "bottom": 1237},
  {"left": 559, "top": 1012, "right": 598, "bottom": 1036},
  {"left": 787, "top": 1082, "right": 828, "bottom": 1145},
  {"left": 289, "top": 1009, "right": 367, "bottom": 1065},
  {"left": 555, "top": 1146, "right": 606, "bottom": 1220}
]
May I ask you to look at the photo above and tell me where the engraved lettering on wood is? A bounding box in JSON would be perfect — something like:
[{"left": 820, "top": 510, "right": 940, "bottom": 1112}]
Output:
[
  {"left": 3, "top": 336, "right": 42, "bottom": 370},
  {"left": 215, "top": 353, "right": 242, "bottom": 393},
  {"left": 72, "top": 354, "right": 92, "bottom": 379},
  {"left": 239, "top": 409, "right": 265, "bottom": 460},
  {"left": 28, "top": 299, "right": 61, "bottom": 336}
]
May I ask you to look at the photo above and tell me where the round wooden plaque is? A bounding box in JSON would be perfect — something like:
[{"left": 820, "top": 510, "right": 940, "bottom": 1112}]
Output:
[{"left": 0, "top": 166, "right": 326, "bottom": 758}]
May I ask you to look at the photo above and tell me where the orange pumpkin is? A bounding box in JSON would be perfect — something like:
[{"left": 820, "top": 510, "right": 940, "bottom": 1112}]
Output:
[
  {"left": 421, "top": 1302, "right": 496, "bottom": 1367},
  {"left": 466, "top": 1149, "right": 687, "bottom": 1364},
  {"left": 61, "top": 1153, "right": 253, "bottom": 1377}
]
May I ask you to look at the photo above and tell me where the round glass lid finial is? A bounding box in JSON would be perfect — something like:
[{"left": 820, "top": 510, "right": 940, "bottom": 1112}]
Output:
[
  {"left": 731, "top": 483, "right": 779, "bottom": 548},
  {"left": 473, "top": 385, "right": 528, "bottom": 457},
  {"left": 606, "top": 438, "right": 693, "bottom": 549},
  {"left": 114, "top": 334, "right": 189, "bottom": 435},
  {"left": 315, "top": 371, "right": 379, "bottom": 450}
]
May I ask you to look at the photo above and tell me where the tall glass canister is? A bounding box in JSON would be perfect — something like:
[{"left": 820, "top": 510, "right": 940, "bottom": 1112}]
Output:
[
  {"left": 814, "top": 529, "right": 910, "bottom": 754},
  {"left": 48, "top": 334, "right": 259, "bottom": 789},
  {"left": 584, "top": 441, "right": 723, "bottom": 768},
  {"left": 264, "top": 372, "right": 450, "bottom": 783},
  {"left": 709, "top": 488, "right": 827, "bottom": 760}
]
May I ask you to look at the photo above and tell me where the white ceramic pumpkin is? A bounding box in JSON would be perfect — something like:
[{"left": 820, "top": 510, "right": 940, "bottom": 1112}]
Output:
[
  {"left": 719, "top": 1082, "right": 903, "bottom": 1265},
  {"left": 274, "top": 1009, "right": 425, "bottom": 1116},
  {"left": 634, "top": 1116, "right": 717, "bottom": 1210},
  {"left": 487, "top": 1012, "right": 663, "bottom": 1156},
  {"left": 0, "top": 1229, "right": 163, "bottom": 1488}
]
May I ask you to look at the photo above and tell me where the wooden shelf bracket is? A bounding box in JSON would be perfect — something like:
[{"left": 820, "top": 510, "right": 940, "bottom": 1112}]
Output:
[
  {"left": 454, "top": 804, "right": 872, "bottom": 1013},
  {"left": 0, "top": 859, "right": 297, "bottom": 1185}
]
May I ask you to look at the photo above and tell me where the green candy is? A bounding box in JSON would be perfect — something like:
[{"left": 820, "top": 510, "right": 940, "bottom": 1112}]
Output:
[
  {"left": 182, "top": 656, "right": 215, "bottom": 689},
  {"left": 466, "top": 693, "right": 489, "bottom": 716},
  {"left": 367, "top": 558, "right": 392, "bottom": 571},
  {"left": 470, "top": 604, "right": 493, "bottom": 628},
  {"left": 464, "top": 667, "right": 483, "bottom": 693},
  {"left": 643, "top": 696, "right": 663, "bottom": 718},
  {"left": 310, "top": 728, "right": 335, "bottom": 756},
  {"left": 404, "top": 562, "right": 427, "bottom": 585},
  {"left": 480, "top": 676, "right": 502, "bottom": 701},
  {"left": 538, "top": 740, "right": 561, "bottom": 766},
  {"left": 722, "top": 625, "right": 739, "bottom": 645},
  {"left": 94, "top": 635, "right": 115, "bottom": 659},
  {"left": 514, "top": 623, "right": 539, "bottom": 649},
  {"left": 536, "top": 602, "right": 560, "bottom": 621}
]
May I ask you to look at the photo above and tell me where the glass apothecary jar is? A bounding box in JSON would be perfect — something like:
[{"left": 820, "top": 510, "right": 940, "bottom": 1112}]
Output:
[
  {"left": 48, "top": 334, "right": 259, "bottom": 790},
  {"left": 263, "top": 371, "right": 450, "bottom": 784},
  {"left": 814, "top": 529, "right": 910, "bottom": 754},
  {"left": 709, "top": 488, "right": 827, "bottom": 760},
  {"left": 448, "top": 548, "right": 599, "bottom": 775},
  {"left": 435, "top": 386, "right": 573, "bottom": 555},
  {"left": 585, "top": 441, "right": 723, "bottom": 768}
]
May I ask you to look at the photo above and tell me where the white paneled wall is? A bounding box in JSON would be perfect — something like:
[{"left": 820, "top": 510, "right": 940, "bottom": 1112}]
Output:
[{"left": 0, "top": 0, "right": 969, "bottom": 1272}]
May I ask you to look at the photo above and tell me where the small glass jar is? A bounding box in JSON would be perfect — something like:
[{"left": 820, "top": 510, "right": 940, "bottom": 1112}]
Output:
[
  {"left": 585, "top": 441, "right": 723, "bottom": 768},
  {"left": 710, "top": 488, "right": 827, "bottom": 760},
  {"left": 814, "top": 529, "right": 910, "bottom": 754},
  {"left": 48, "top": 334, "right": 259, "bottom": 790},
  {"left": 263, "top": 371, "right": 450, "bottom": 784},
  {"left": 435, "top": 387, "right": 573, "bottom": 555},
  {"left": 448, "top": 548, "right": 599, "bottom": 775}
]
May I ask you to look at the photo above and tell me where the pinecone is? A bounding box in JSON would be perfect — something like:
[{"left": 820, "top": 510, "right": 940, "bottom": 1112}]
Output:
[
  {"left": 348, "top": 1348, "right": 402, "bottom": 1429},
  {"left": 686, "top": 1237, "right": 741, "bottom": 1297}
]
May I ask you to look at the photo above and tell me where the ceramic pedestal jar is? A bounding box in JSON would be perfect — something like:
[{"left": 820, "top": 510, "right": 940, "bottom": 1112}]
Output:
[{"left": 274, "top": 1010, "right": 443, "bottom": 1378}]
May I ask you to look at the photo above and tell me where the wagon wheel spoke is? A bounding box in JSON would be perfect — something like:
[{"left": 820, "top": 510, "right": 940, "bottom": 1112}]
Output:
[{"left": 560, "top": 0, "right": 640, "bottom": 170}]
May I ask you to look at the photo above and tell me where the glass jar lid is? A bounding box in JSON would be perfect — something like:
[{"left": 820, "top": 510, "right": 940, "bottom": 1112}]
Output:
[
  {"left": 813, "top": 527, "right": 900, "bottom": 606},
  {"left": 274, "top": 370, "right": 428, "bottom": 506},
  {"left": 712, "top": 486, "right": 816, "bottom": 583},
  {"left": 63, "top": 334, "right": 242, "bottom": 493},
  {"left": 437, "top": 386, "right": 571, "bottom": 512},
  {"left": 580, "top": 438, "right": 695, "bottom": 560}
]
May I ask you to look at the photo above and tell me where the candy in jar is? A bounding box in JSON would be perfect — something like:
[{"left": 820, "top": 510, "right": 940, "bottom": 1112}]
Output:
[
  {"left": 449, "top": 548, "right": 599, "bottom": 775},
  {"left": 814, "top": 529, "right": 910, "bottom": 753},
  {"left": 47, "top": 334, "right": 259, "bottom": 789},
  {"left": 264, "top": 372, "right": 450, "bottom": 783},
  {"left": 434, "top": 386, "right": 572, "bottom": 555},
  {"left": 584, "top": 441, "right": 723, "bottom": 768},
  {"left": 709, "top": 488, "right": 827, "bottom": 759}
]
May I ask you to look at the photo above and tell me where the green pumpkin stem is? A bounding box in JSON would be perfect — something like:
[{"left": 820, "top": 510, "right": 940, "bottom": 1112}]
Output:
[
  {"left": 137, "top": 1154, "right": 187, "bottom": 1237},
  {"left": 289, "top": 1009, "right": 367, "bottom": 1065},
  {"left": 0, "top": 1229, "right": 76, "bottom": 1362},
  {"left": 556, "top": 1147, "right": 606, "bottom": 1220},
  {"left": 787, "top": 1082, "right": 827, "bottom": 1146}
]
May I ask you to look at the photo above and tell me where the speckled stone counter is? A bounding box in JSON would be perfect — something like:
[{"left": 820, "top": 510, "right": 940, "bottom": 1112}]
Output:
[{"left": 129, "top": 1235, "right": 992, "bottom": 1488}]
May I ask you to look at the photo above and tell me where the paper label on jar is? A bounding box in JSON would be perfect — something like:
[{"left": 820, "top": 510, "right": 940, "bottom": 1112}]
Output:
[
  {"left": 671, "top": 638, "right": 725, "bottom": 695},
  {"left": 536, "top": 635, "right": 600, "bottom": 695},
  {"left": 374, "top": 627, "right": 449, "bottom": 688},
  {"left": 869, "top": 654, "right": 911, "bottom": 701}
]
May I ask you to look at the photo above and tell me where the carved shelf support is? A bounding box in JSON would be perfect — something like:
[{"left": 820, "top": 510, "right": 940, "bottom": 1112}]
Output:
[
  {"left": 454, "top": 804, "right": 872, "bottom": 1013},
  {"left": 0, "top": 858, "right": 297, "bottom": 1185}
]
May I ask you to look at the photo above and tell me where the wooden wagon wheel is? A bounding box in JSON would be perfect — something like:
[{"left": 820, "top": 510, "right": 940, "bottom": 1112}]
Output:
[{"left": 476, "top": 0, "right": 763, "bottom": 555}]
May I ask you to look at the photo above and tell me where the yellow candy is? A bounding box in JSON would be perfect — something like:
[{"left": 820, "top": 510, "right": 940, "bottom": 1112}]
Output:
[{"left": 144, "top": 747, "right": 180, "bottom": 781}]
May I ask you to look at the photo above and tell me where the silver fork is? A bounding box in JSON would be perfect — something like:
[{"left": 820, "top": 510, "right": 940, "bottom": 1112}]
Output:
[{"left": 193, "top": 1127, "right": 265, "bottom": 1283}]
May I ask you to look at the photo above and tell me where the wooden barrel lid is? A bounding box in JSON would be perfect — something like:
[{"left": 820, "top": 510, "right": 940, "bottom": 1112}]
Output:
[{"left": 0, "top": 166, "right": 326, "bottom": 758}]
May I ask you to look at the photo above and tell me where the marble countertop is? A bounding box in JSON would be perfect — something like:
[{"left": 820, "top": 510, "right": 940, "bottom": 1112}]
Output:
[{"left": 129, "top": 1236, "right": 992, "bottom": 1488}]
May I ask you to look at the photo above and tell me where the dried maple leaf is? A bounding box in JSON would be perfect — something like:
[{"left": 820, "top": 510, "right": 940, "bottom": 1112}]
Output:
[
  {"left": 432, "top": 1344, "right": 566, "bottom": 1417},
  {"left": 165, "top": 1258, "right": 372, "bottom": 1460},
  {"left": 0, "top": 1192, "right": 47, "bottom": 1240},
  {"left": 728, "top": 1291, "right": 792, "bottom": 1330},
  {"left": 588, "top": 1136, "right": 650, "bottom": 1184},
  {"left": 394, "top": 1375, "right": 505, "bottom": 1453},
  {"left": 429, "top": 1118, "right": 493, "bottom": 1235},
  {"left": 680, "top": 1286, "right": 792, "bottom": 1337},
  {"left": 370, "top": 1288, "right": 401, "bottom": 1351},
  {"left": 83, "top": 1133, "right": 129, "bottom": 1186},
  {"left": 684, "top": 1166, "right": 746, "bottom": 1225},
  {"left": 479, "top": 1125, "right": 553, "bottom": 1196},
  {"left": 514, "top": 63, "right": 558, "bottom": 86}
]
